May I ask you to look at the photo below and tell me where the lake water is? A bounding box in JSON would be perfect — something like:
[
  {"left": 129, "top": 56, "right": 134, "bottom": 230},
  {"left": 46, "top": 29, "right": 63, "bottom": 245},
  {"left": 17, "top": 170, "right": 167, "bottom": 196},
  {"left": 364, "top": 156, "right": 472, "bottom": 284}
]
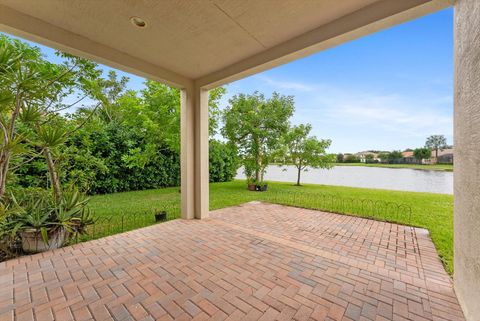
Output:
[{"left": 236, "top": 165, "right": 453, "bottom": 194}]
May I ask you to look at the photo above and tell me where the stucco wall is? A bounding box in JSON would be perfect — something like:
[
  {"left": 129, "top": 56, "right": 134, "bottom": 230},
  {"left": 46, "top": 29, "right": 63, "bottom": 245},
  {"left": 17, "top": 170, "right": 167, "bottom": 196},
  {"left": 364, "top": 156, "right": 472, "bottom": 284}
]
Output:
[{"left": 454, "top": 0, "right": 480, "bottom": 320}]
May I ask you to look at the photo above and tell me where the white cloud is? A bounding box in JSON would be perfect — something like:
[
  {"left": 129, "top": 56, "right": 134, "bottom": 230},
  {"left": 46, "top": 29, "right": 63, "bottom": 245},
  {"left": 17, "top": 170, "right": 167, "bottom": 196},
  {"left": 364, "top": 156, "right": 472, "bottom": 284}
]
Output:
[
  {"left": 317, "top": 92, "right": 452, "bottom": 138},
  {"left": 254, "top": 75, "right": 314, "bottom": 92}
]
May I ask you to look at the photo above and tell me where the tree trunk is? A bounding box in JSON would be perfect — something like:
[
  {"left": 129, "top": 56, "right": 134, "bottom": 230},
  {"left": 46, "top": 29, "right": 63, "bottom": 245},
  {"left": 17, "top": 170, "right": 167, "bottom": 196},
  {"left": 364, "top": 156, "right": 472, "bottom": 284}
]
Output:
[
  {"left": 255, "top": 157, "right": 260, "bottom": 182},
  {"left": 0, "top": 92, "right": 22, "bottom": 199},
  {"left": 255, "top": 137, "right": 261, "bottom": 182},
  {"left": 296, "top": 166, "right": 301, "bottom": 186},
  {"left": 0, "top": 152, "right": 10, "bottom": 199},
  {"left": 43, "top": 147, "right": 62, "bottom": 201}
]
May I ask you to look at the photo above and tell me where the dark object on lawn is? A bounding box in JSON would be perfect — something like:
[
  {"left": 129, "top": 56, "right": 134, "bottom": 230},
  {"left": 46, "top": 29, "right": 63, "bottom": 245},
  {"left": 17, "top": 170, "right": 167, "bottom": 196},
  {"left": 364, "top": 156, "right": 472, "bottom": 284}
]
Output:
[
  {"left": 256, "top": 184, "right": 268, "bottom": 192},
  {"left": 155, "top": 211, "right": 167, "bottom": 221}
]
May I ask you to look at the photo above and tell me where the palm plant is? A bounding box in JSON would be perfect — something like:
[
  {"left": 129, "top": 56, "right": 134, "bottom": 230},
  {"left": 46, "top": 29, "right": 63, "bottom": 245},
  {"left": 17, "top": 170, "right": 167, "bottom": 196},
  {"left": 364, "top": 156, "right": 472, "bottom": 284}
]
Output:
[
  {"left": 35, "top": 125, "right": 67, "bottom": 201},
  {"left": 0, "top": 35, "right": 104, "bottom": 200}
]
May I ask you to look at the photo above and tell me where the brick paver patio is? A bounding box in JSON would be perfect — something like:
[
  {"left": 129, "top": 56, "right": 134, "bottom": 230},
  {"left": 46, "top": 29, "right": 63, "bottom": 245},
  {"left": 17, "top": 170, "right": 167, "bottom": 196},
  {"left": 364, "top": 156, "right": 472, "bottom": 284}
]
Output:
[{"left": 0, "top": 202, "right": 464, "bottom": 321}]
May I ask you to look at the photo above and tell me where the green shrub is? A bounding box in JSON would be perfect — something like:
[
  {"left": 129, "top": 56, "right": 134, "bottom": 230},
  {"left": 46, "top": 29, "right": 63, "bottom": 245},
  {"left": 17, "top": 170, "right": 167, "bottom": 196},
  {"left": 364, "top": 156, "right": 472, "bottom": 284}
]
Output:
[
  {"left": 64, "top": 121, "right": 181, "bottom": 194},
  {"left": 209, "top": 140, "right": 240, "bottom": 183}
]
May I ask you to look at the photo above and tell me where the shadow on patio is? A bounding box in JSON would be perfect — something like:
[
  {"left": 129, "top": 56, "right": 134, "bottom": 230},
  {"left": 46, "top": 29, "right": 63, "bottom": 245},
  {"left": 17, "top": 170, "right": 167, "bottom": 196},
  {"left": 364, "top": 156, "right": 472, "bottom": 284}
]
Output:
[{"left": 0, "top": 202, "right": 464, "bottom": 321}]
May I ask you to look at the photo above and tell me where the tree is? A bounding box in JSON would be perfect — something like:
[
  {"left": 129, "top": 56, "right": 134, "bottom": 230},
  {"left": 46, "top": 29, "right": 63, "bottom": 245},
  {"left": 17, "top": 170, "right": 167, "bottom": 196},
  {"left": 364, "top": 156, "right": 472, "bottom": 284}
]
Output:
[
  {"left": 388, "top": 150, "right": 403, "bottom": 163},
  {"left": 378, "top": 152, "right": 389, "bottom": 163},
  {"left": 222, "top": 92, "right": 294, "bottom": 183},
  {"left": 0, "top": 35, "right": 101, "bottom": 199},
  {"left": 282, "top": 124, "right": 333, "bottom": 186},
  {"left": 95, "top": 70, "right": 129, "bottom": 122},
  {"left": 336, "top": 153, "right": 344, "bottom": 163},
  {"left": 425, "top": 135, "right": 447, "bottom": 158},
  {"left": 207, "top": 87, "right": 227, "bottom": 137},
  {"left": 414, "top": 148, "right": 432, "bottom": 163},
  {"left": 365, "top": 154, "right": 375, "bottom": 163}
]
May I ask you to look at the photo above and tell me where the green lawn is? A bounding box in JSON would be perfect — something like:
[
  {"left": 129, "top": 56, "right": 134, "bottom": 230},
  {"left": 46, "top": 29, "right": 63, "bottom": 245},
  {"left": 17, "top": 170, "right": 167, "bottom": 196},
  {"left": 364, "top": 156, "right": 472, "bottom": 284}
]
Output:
[
  {"left": 89, "top": 180, "right": 454, "bottom": 274},
  {"left": 334, "top": 163, "right": 453, "bottom": 171}
]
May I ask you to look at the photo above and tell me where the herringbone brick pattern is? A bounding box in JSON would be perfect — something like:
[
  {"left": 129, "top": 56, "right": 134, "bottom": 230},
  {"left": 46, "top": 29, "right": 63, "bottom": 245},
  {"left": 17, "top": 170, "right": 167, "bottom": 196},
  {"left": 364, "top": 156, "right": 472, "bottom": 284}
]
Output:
[{"left": 0, "top": 202, "right": 464, "bottom": 320}]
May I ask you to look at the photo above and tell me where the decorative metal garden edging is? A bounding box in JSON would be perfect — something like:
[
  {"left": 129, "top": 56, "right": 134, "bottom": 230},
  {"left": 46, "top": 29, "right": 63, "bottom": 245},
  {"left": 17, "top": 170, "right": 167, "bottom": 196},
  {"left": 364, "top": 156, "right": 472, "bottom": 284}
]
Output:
[
  {"left": 256, "top": 190, "right": 413, "bottom": 225},
  {"left": 2, "top": 190, "right": 413, "bottom": 261},
  {"left": 71, "top": 201, "right": 181, "bottom": 244},
  {"left": 72, "top": 190, "right": 413, "bottom": 245}
]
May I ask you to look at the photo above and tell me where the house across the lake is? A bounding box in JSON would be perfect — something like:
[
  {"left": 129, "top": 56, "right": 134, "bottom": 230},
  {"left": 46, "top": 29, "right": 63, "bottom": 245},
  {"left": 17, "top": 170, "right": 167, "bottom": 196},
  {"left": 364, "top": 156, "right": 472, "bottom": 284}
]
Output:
[
  {"left": 355, "top": 151, "right": 380, "bottom": 163},
  {"left": 434, "top": 148, "right": 454, "bottom": 164},
  {"left": 401, "top": 148, "right": 454, "bottom": 164},
  {"left": 401, "top": 150, "right": 417, "bottom": 164},
  {"left": 352, "top": 148, "right": 454, "bottom": 165}
]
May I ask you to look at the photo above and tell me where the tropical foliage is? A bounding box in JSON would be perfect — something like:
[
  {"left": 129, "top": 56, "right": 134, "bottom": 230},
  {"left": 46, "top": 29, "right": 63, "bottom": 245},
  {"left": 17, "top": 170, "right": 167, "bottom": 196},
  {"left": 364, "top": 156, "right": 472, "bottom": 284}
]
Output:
[
  {"left": 0, "top": 35, "right": 238, "bottom": 256},
  {"left": 0, "top": 35, "right": 235, "bottom": 197}
]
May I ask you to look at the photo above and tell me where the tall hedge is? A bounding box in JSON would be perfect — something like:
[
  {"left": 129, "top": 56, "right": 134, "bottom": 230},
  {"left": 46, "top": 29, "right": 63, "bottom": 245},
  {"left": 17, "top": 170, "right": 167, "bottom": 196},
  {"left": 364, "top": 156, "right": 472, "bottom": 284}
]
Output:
[
  {"left": 13, "top": 122, "right": 239, "bottom": 195},
  {"left": 209, "top": 140, "right": 240, "bottom": 183}
]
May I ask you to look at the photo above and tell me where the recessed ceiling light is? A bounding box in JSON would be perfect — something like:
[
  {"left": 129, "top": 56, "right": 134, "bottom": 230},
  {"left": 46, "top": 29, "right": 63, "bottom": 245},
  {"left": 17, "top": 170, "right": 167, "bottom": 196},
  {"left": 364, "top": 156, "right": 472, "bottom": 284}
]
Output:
[{"left": 130, "top": 16, "right": 147, "bottom": 28}]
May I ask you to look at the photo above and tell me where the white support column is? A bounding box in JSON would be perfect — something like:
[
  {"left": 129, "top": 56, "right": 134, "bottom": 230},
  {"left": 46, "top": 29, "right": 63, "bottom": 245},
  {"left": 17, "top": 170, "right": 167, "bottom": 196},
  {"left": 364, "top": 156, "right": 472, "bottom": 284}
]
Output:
[
  {"left": 180, "top": 86, "right": 209, "bottom": 220},
  {"left": 454, "top": 0, "right": 480, "bottom": 319},
  {"left": 195, "top": 88, "right": 210, "bottom": 219},
  {"left": 180, "top": 88, "right": 195, "bottom": 220}
]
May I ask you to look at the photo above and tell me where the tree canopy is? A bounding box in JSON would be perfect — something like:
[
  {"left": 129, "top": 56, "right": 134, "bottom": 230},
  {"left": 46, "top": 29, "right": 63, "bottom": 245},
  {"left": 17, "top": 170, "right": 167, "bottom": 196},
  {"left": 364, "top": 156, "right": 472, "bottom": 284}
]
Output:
[
  {"left": 425, "top": 135, "right": 447, "bottom": 158},
  {"left": 222, "top": 91, "right": 294, "bottom": 183},
  {"left": 282, "top": 124, "right": 334, "bottom": 185},
  {"left": 0, "top": 35, "right": 103, "bottom": 199},
  {"left": 414, "top": 148, "right": 432, "bottom": 162},
  {"left": 386, "top": 150, "right": 402, "bottom": 163}
]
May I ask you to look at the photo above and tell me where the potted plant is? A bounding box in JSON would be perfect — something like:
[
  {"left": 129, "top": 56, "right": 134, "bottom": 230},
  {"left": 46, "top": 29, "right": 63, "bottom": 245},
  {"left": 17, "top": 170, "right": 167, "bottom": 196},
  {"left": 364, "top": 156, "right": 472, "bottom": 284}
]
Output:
[
  {"left": 3, "top": 187, "right": 93, "bottom": 253},
  {"left": 256, "top": 181, "right": 268, "bottom": 192},
  {"left": 247, "top": 178, "right": 257, "bottom": 191},
  {"left": 10, "top": 196, "right": 65, "bottom": 253},
  {"left": 20, "top": 227, "right": 67, "bottom": 253},
  {"left": 243, "top": 161, "right": 258, "bottom": 191}
]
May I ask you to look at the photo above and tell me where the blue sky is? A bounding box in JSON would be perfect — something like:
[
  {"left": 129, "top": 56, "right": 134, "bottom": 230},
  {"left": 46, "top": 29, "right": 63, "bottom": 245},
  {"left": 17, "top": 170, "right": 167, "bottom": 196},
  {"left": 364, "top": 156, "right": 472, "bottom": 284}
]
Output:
[{"left": 4, "top": 8, "right": 453, "bottom": 153}]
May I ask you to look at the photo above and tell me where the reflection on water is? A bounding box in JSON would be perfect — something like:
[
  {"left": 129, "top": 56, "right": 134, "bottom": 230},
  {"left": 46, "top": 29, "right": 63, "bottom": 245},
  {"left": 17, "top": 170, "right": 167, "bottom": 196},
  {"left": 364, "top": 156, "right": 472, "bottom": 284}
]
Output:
[{"left": 236, "top": 165, "right": 453, "bottom": 194}]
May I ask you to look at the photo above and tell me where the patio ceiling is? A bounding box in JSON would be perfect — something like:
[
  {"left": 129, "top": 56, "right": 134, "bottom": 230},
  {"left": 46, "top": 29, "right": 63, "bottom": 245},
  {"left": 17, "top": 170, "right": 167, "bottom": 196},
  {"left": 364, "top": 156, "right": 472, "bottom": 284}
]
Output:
[{"left": 0, "top": 0, "right": 450, "bottom": 88}]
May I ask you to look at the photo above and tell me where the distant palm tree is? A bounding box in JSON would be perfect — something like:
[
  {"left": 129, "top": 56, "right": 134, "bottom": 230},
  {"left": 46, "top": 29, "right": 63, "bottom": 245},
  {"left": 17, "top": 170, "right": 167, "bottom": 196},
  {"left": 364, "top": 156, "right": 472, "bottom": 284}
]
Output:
[{"left": 425, "top": 135, "right": 447, "bottom": 158}]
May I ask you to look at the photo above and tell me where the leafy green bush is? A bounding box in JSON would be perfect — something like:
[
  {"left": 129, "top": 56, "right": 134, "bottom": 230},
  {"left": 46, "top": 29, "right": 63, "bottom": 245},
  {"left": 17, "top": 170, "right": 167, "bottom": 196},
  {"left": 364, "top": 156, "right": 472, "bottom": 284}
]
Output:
[
  {"left": 209, "top": 140, "right": 240, "bottom": 183},
  {"left": 63, "top": 121, "right": 181, "bottom": 194},
  {"left": 12, "top": 122, "right": 239, "bottom": 194}
]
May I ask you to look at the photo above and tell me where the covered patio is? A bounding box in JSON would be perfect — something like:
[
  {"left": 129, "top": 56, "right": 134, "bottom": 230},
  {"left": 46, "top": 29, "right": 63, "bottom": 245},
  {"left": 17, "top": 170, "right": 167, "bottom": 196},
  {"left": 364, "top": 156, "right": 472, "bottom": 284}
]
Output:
[
  {"left": 0, "top": 203, "right": 464, "bottom": 320},
  {"left": 0, "top": 0, "right": 479, "bottom": 320}
]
